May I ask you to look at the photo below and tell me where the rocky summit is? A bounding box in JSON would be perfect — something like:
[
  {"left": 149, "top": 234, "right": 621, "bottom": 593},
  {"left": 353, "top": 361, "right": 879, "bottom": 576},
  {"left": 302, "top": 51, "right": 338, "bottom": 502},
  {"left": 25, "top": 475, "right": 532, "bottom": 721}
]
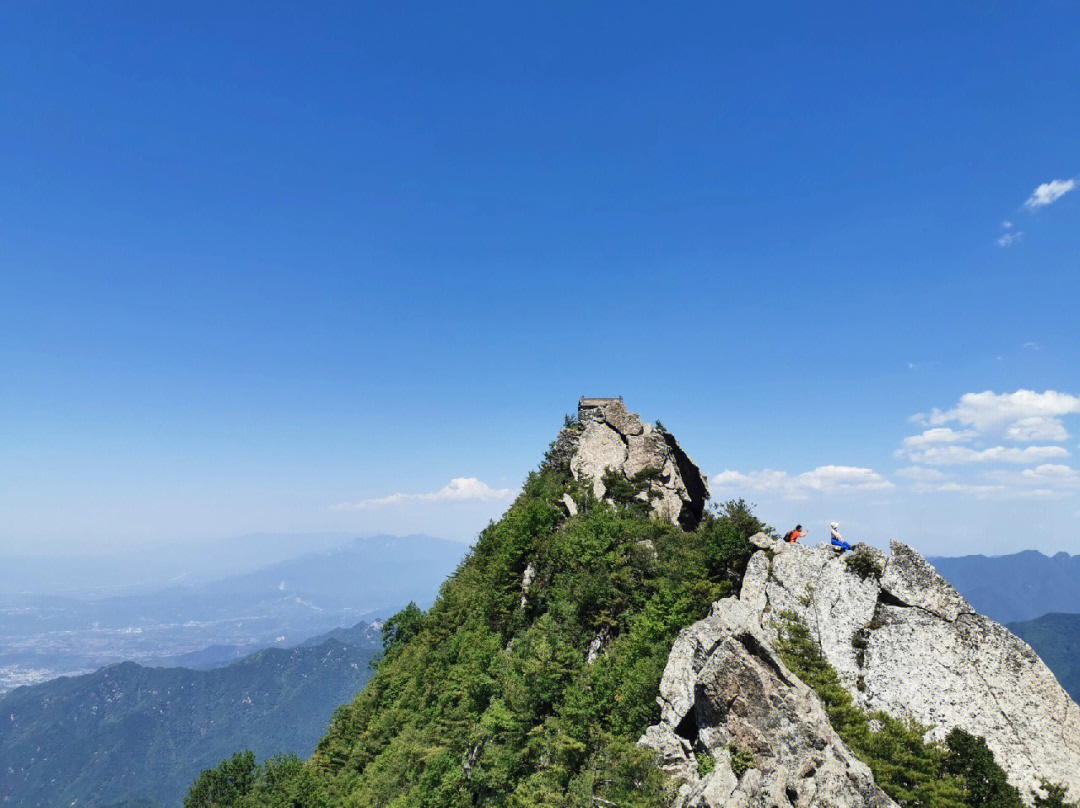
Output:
[
  {"left": 547, "top": 397, "right": 710, "bottom": 529},
  {"left": 645, "top": 534, "right": 1080, "bottom": 805}
]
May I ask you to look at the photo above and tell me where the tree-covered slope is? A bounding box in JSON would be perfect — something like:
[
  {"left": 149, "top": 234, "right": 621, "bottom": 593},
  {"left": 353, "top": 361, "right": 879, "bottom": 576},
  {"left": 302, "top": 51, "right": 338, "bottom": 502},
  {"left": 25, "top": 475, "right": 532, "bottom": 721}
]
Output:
[
  {"left": 184, "top": 456, "right": 768, "bottom": 807},
  {"left": 1008, "top": 613, "right": 1080, "bottom": 703},
  {"left": 1, "top": 634, "right": 378, "bottom": 807}
]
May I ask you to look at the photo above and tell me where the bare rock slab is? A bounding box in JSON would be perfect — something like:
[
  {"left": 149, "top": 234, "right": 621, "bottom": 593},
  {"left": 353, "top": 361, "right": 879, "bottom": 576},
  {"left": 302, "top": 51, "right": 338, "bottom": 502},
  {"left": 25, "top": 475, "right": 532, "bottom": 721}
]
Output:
[{"left": 641, "top": 599, "right": 897, "bottom": 808}]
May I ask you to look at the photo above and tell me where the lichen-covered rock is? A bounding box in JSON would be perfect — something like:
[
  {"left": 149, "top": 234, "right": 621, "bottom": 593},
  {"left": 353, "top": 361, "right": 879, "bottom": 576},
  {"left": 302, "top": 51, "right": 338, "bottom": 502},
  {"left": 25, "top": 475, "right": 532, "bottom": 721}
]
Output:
[
  {"left": 555, "top": 398, "right": 710, "bottom": 528},
  {"left": 570, "top": 420, "right": 627, "bottom": 498},
  {"left": 641, "top": 599, "right": 897, "bottom": 808},
  {"left": 737, "top": 539, "right": 1080, "bottom": 802}
]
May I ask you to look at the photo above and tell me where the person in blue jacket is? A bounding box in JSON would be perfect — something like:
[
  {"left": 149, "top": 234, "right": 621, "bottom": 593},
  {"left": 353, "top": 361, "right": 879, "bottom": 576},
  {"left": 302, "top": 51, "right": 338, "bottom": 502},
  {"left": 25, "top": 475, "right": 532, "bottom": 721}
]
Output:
[{"left": 830, "top": 521, "right": 852, "bottom": 552}]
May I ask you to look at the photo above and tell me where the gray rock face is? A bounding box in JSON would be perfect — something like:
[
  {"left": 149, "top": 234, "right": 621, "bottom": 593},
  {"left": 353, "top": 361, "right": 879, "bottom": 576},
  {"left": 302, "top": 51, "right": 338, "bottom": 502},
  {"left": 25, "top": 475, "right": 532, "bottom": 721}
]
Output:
[
  {"left": 737, "top": 539, "right": 1080, "bottom": 802},
  {"left": 556, "top": 398, "right": 709, "bottom": 528},
  {"left": 641, "top": 599, "right": 897, "bottom": 808},
  {"left": 560, "top": 493, "right": 578, "bottom": 517},
  {"left": 519, "top": 562, "right": 536, "bottom": 610}
]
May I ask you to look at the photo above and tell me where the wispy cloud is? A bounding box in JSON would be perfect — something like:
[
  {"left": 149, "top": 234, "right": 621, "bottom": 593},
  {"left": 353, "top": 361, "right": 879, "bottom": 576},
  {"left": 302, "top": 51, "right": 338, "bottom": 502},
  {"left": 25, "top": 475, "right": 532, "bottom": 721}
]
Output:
[
  {"left": 333, "top": 477, "right": 514, "bottom": 510},
  {"left": 1025, "top": 178, "right": 1077, "bottom": 210},
  {"left": 897, "top": 444, "right": 1068, "bottom": 465},
  {"left": 997, "top": 230, "right": 1023, "bottom": 247},
  {"left": 903, "top": 466, "right": 1078, "bottom": 499},
  {"left": 901, "top": 427, "right": 976, "bottom": 449},
  {"left": 934, "top": 482, "right": 1007, "bottom": 498},
  {"left": 930, "top": 481, "right": 1069, "bottom": 500},
  {"left": 894, "top": 466, "right": 946, "bottom": 482},
  {"left": 710, "top": 465, "right": 894, "bottom": 501},
  {"left": 985, "top": 464, "right": 1080, "bottom": 490}
]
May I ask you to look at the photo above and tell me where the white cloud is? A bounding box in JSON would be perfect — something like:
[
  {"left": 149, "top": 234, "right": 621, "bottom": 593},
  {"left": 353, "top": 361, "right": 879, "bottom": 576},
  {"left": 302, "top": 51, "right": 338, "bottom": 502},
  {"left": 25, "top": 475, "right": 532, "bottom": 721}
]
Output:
[
  {"left": 934, "top": 481, "right": 1066, "bottom": 500},
  {"left": 1002, "top": 220, "right": 1013, "bottom": 229},
  {"left": 985, "top": 464, "right": 1080, "bottom": 490},
  {"left": 1027, "top": 463, "right": 1080, "bottom": 481},
  {"left": 997, "top": 231, "right": 1023, "bottom": 247},
  {"left": 926, "top": 390, "right": 1080, "bottom": 437},
  {"left": 935, "top": 482, "right": 1006, "bottom": 498},
  {"left": 900, "top": 427, "right": 976, "bottom": 449},
  {"left": 899, "top": 444, "right": 1069, "bottom": 465},
  {"left": 1025, "top": 178, "right": 1077, "bottom": 210},
  {"left": 711, "top": 465, "right": 893, "bottom": 501},
  {"left": 333, "top": 477, "right": 515, "bottom": 510},
  {"left": 901, "top": 393, "right": 1080, "bottom": 500},
  {"left": 1004, "top": 416, "right": 1070, "bottom": 442},
  {"left": 895, "top": 466, "right": 947, "bottom": 481}
]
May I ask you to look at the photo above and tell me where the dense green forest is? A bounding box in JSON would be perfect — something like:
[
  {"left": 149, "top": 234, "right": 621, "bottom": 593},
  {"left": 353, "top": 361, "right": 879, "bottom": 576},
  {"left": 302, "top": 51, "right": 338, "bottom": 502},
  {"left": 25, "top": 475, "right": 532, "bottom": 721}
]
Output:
[
  {"left": 184, "top": 446, "right": 1061, "bottom": 808},
  {"left": 1, "top": 634, "right": 378, "bottom": 807}
]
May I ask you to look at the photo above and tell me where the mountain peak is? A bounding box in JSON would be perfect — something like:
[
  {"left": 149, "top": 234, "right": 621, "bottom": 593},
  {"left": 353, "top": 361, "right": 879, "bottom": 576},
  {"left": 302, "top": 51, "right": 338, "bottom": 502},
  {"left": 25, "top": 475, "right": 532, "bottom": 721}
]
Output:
[{"left": 547, "top": 397, "right": 710, "bottom": 529}]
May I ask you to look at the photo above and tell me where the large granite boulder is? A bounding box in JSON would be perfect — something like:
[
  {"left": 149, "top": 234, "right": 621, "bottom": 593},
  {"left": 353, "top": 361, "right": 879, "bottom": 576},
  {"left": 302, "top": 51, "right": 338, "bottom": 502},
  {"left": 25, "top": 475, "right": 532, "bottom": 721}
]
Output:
[
  {"left": 550, "top": 398, "right": 709, "bottom": 529},
  {"left": 737, "top": 539, "right": 1080, "bottom": 802},
  {"left": 641, "top": 599, "right": 897, "bottom": 808}
]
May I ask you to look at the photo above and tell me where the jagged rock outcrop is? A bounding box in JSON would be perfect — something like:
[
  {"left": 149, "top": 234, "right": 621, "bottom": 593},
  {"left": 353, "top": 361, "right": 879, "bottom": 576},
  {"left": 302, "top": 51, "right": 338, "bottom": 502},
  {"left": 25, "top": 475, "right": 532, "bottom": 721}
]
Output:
[
  {"left": 641, "top": 599, "right": 897, "bottom": 808},
  {"left": 547, "top": 397, "right": 709, "bottom": 528},
  {"left": 737, "top": 536, "right": 1080, "bottom": 802}
]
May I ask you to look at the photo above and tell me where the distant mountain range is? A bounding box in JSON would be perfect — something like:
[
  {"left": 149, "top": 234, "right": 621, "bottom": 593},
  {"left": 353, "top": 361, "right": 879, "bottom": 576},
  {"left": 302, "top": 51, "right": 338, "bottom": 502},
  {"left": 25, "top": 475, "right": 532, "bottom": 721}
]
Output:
[
  {"left": 928, "top": 550, "right": 1080, "bottom": 623},
  {"left": 0, "top": 533, "right": 360, "bottom": 594},
  {"left": 0, "top": 534, "right": 467, "bottom": 692},
  {"left": 926, "top": 552, "right": 1080, "bottom": 706},
  {"left": 0, "top": 622, "right": 381, "bottom": 808},
  {"left": 1007, "top": 612, "right": 1080, "bottom": 704}
]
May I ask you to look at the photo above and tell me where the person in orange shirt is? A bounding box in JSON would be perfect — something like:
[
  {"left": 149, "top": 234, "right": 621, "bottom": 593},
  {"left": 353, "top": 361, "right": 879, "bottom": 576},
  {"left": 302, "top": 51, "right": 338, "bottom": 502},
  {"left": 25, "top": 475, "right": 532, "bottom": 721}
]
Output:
[{"left": 784, "top": 524, "right": 806, "bottom": 544}]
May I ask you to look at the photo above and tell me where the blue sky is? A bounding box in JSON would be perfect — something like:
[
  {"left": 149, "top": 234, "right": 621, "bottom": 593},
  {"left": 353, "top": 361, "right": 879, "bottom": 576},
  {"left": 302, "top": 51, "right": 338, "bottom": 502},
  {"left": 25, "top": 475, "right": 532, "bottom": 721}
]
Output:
[{"left": 2, "top": 1, "right": 1079, "bottom": 556}]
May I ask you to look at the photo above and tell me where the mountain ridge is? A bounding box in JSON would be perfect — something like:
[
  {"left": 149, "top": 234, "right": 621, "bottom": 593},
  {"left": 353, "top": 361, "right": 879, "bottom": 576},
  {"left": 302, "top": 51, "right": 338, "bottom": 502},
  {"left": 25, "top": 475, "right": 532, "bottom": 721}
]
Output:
[
  {"left": 179, "top": 399, "right": 1079, "bottom": 808},
  {"left": 0, "top": 623, "right": 381, "bottom": 807},
  {"left": 926, "top": 551, "right": 1080, "bottom": 623}
]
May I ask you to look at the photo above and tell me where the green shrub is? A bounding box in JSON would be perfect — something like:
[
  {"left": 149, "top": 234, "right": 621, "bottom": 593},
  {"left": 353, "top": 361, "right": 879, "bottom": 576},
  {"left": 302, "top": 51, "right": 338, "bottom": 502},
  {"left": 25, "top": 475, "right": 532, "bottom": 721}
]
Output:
[
  {"left": 380, "top": 601, "right": 425, "bottom": 658},
  {"left": 944, "top": 729, "right": 1023, "bottom": 808},
  {"left": 601, "top": 466, "right": 662, "bottom": 517},
  {"left": 845, "top": 549, "right": 883, "bottom": 580},
  {"left": 1035, "top": 781, "right": 1079, "bottom": 808},
  {"left": 727, "top": 743, "right": 755, "bottom": 778},
  {"left": 184, "top": 752, "right": 257, "bottom": 808},
  {"left": 696, "top": 752, "right": 715, "bottom": 777}
]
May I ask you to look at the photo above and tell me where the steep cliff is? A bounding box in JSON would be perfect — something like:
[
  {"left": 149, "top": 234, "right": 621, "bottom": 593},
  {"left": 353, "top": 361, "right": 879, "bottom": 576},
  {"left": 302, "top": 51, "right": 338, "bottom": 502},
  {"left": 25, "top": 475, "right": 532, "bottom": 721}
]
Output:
[
  {"left": 641, "top": 598, "right": 897, "bottom": 808},
  {"left": 644, "top": 534, "right": 1080, "bottom": 805}
]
